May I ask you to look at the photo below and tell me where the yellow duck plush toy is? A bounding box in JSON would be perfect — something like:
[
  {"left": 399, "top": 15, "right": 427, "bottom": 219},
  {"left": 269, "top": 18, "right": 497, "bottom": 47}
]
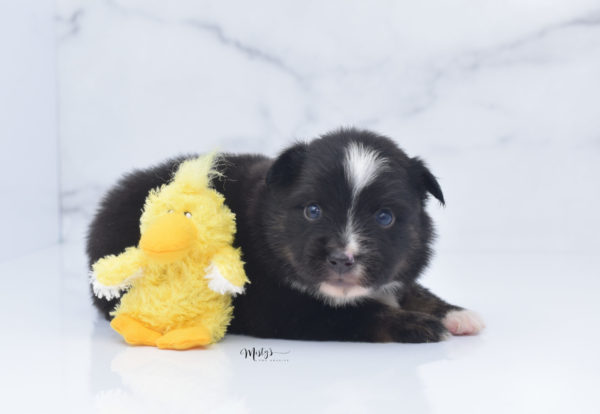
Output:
[{"left": 90, "top": 154, "right": 249, "bottom": 350}]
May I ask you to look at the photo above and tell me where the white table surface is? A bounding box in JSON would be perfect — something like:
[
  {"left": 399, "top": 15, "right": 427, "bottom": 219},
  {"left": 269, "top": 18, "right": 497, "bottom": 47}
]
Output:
[{"left": 2, "top": 241, "right": 598, "bottom": 413}]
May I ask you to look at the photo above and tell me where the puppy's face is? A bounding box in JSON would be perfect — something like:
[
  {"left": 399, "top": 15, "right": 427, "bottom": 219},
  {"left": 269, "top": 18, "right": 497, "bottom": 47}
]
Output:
[{"left": 265, "top": 129, "right": 444, "bottom": 306}]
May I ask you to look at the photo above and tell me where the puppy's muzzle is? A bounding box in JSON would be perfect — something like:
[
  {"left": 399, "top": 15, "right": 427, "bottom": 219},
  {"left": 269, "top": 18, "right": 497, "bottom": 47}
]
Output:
[{"left": 327, "top": 250, "right": 355, "bottom": 274}]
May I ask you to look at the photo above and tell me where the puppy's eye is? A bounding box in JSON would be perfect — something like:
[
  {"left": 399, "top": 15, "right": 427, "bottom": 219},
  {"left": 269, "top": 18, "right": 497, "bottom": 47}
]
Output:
[
  {"left": 375, "top": 208, "right": 394, "bottom": 228},
  {"left": 304, "top": 203, "right": 322, "bottom": 221},
  {"left": 184, "top": 212, "right": 192, "bottom": 218}
]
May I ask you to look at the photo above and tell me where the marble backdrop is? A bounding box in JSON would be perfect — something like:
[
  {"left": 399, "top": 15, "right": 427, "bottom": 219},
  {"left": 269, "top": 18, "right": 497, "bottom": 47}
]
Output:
[
  {"left": 56, "top": 0, "right": 600, "bottom": 254},
  {"left": 0, "top": 0, "right": 59, "bottom": 261}
]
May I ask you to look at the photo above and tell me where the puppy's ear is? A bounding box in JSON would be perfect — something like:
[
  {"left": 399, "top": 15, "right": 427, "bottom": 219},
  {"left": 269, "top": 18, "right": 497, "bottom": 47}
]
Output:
[
  {"left": 409, "top": 157, "right": 445, "bottom": 205},
  {"left": 266, "top": 142, "right": 308, "bottom": 188}
]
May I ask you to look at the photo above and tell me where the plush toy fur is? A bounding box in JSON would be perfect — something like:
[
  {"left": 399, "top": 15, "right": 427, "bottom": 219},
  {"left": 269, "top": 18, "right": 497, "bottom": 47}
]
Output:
[{"left": 90, "top": 154, "right": 249, "bottom": 349}]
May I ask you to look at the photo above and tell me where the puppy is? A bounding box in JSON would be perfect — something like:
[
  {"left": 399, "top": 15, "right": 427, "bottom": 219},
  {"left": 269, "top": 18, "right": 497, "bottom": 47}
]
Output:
[{"left": 87, "top": 128, "right": 484, "bottom": 342}]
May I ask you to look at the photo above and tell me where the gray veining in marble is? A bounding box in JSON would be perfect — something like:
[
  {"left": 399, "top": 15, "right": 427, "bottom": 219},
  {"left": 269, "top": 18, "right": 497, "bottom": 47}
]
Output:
[{"left": 55, "top": 0, "right": 600, "bottom": 254}]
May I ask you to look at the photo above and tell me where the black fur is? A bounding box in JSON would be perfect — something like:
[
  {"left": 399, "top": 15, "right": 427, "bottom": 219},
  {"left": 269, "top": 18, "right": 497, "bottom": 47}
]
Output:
[{"left": 87, "top": 128, "right": 461, "bottom": 343}]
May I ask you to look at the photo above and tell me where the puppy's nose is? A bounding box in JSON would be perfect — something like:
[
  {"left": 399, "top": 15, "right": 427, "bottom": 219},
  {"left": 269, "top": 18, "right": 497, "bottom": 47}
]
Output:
[{"left": 327, "top": 250, "right": 355, "bottom": 273}]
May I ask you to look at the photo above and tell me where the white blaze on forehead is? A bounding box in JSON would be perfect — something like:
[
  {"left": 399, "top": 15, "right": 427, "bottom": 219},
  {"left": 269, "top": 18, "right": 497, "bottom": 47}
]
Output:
[
  {"left": 345, "top": 230, "right": 360, "bottom": 256},
  {"left": 344, "top": 142, "right": 388, "bottom": 199},
  {"left": 342, "top": 142, "right": 388, "bottom": 253}
]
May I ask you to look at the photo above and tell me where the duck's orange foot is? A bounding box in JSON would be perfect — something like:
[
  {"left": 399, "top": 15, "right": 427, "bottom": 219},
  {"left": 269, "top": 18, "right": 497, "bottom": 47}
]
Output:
[
  {"left": 156, "top": 326, "right": 212, "bottom": 350},
  {"left": 110, "top": 314, "right": 161, "bottom": 346}
]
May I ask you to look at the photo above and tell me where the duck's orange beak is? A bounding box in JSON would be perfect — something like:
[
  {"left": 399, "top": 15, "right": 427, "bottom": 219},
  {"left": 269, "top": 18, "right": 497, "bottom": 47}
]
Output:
[{"left": 139, "top": 214, "right": 197, "bottom": 264}]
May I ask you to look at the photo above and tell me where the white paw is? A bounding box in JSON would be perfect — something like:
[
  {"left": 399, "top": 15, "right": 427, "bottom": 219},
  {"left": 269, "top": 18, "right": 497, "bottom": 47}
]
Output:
[
  {"left": 204, "top": 263, "right": 244, "bottom": 296},
  {"left": 89, "top": 269, "right": 143, "bottom": 300},
  {"left": 442, "top": 309, "right": 485, "bottom": 335}
]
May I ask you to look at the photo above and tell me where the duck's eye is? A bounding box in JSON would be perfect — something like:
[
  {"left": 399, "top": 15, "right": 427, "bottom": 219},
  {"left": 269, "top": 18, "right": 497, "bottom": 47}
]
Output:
[
  {"left": 184, "top": 212, "right": 192, "bottom": 218},
  {"left": 167, "top": 209, "right": 174, "bottom": 213},
  {"left": 375, "top": 208, "right": 394, "bottom": 228},
  {"left": 304, "top": 203, "right": 321, "bottom": 221}
]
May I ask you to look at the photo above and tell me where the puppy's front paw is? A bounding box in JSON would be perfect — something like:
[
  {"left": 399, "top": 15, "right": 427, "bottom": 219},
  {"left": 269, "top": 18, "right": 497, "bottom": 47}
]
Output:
[
  {"left": 383, "top": 311, "right": 450, "bottom": 343},
  {"left": 442, "top": 309, "right": 485, "bottom": 335}
]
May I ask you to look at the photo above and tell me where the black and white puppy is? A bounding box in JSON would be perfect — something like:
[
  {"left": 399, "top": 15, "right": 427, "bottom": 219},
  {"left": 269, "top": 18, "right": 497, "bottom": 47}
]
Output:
[{"left": 87, "top": 128, "right": 484, "bottom": 343}]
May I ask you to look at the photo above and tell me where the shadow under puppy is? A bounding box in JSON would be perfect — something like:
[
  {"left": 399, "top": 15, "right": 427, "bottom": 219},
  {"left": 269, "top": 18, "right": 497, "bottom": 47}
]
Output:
[{"left": 87, "top": 128, "right": 484, "bottom": 343}]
